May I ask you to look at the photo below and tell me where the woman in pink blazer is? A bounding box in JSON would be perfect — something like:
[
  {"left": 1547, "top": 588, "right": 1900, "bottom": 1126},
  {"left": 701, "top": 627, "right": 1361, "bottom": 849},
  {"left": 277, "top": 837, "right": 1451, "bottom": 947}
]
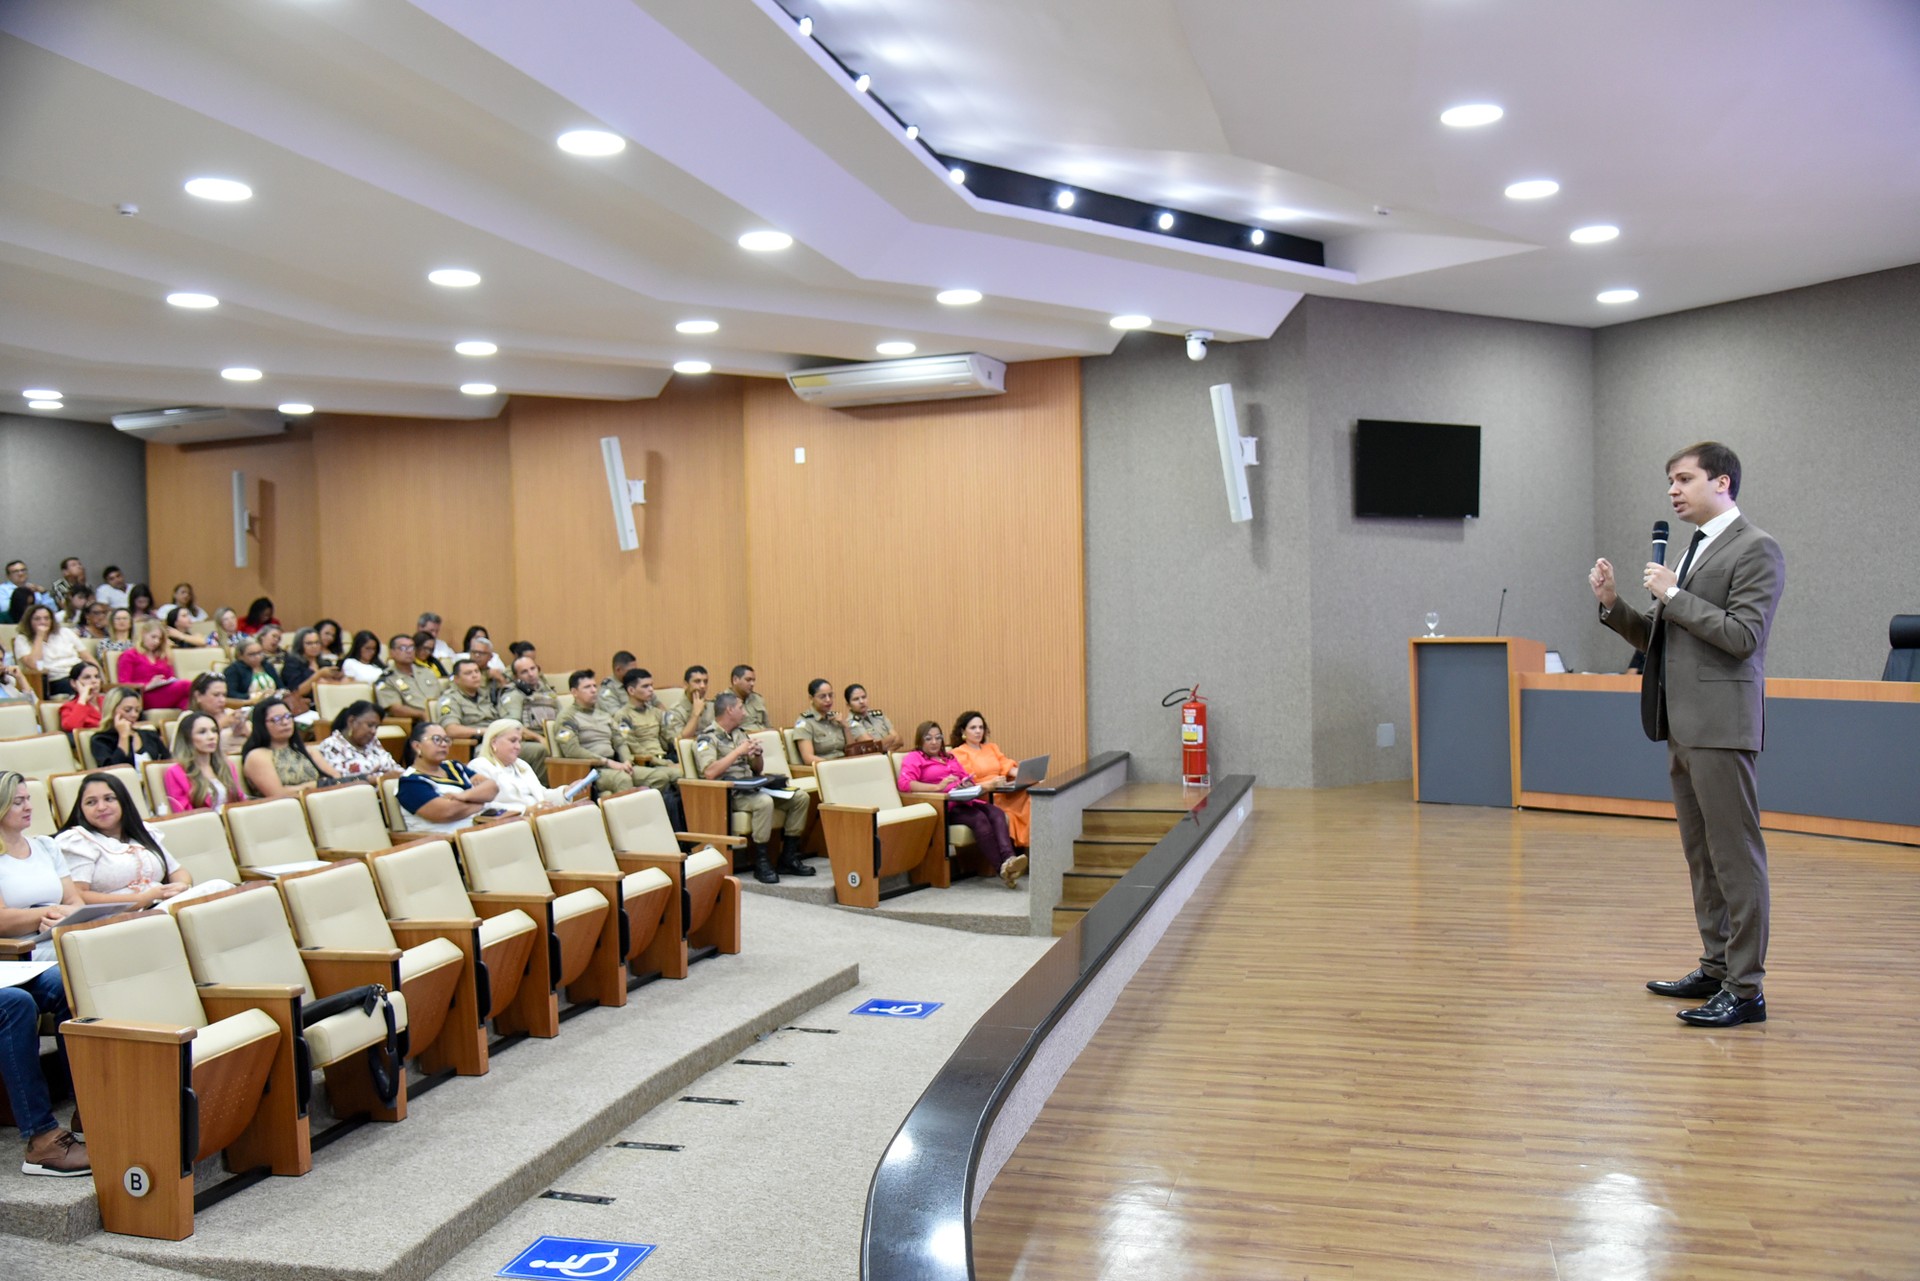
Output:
[{"left": 116, "top": 621, "right": 191, "bottom": 710}]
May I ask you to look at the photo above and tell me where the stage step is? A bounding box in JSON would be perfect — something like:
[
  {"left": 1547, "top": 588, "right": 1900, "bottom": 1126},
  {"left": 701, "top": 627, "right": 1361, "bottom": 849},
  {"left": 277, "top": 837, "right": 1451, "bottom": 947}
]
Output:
[
  {"left": 1051, "top": 904, "right": 1088, "bottom": 937},
  {"left": 1080, "top": 806, "right": 1187, "bottom": 839},
  {"left": 1072, "top": 834, "right": 1161, "bottom": 869},
  {"left": 1060, "top": 865, "right": 1125, "bottom": 907}
]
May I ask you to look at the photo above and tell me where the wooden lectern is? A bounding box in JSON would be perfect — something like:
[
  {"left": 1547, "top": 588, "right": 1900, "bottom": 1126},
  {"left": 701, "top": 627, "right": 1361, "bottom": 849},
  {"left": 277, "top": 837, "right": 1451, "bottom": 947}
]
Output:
[{"left": 1408, "top": 637, "right": 1545, "bottom": 806}]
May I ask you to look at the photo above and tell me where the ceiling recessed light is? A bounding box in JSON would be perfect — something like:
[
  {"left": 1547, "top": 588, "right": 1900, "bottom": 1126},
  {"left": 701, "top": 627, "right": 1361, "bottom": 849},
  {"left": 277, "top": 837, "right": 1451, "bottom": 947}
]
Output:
[
  {"left": 876, "top": 341, "right": 917, "bottom": 356},
  {"left": 1260, "top": 206, "right": 1304, "bottom": 221},
  {"left": 166, "top": 291, "right": 220, "bottom": 309},
  {"left": 797, "top": 15, "right": 813, "bottom": 37},
  {"left": 21, "top": 388, "right": 61, "bottom": 400},
  {"left": 853, "top": 74, "right": 871, "bottom": 93},
  {"left": 1440, "top": 103, "right": 1504, "bottom": 128},
  {"left": 454, "top": 340, "right": 498, "bottom": 356},
  {"left": 428, "top": 268, "right": 482, "bottom": 287},
  {"left": 277, "top": 402, "right": 314, "bottom": 416},
  {"left": 1054, "top": 189, "right": 1076, "bottom": 210},
  {"left": 460, "top": 382, "right": 497, "bottom": 395},
  {"left": 737, "top": 230, "right": 793, "bottom": 252},
  {"left": 673, "top": 360, "right": 712, "bottom": 375},
  {"left": 184, "top": 177, "right": 252, "bottom": 202},
  {"left": 1570, "top": 224, "right": 1621, "bottom": 244},
  {"left": 27, "top": 400, "right": 62, "bottom": 411},
  {"left": 904, "top": 125, "right": 919, "bottom": 141},
  {"left": 1109, "top": 314, "right": 1152, "bottom": 330},
  {"left": 1249, "top": 229, "right": 1266, "bottom": 246},
  {"left": 1596, "top": 288, "right": 1640, "bottom": 304},
  {"left": 936, "top": 288, "right": 982, "bottom": 306},
  {"left": 1155, "top": 212, "right": 1175, "bottom": 231},
  {"left": 949, "top": 167, "right": 967, "bottom": 184},
  {"left": 220, "top": 366, "right": 262, "bottom": 381},
  {"left": 556, "top": 129, "right": 625, "bottom": 156},
  {"left": 675, "top": 319, "right": 720, "bottom": 335},
  {"left": 1504, "top": 179, "right": 1560, "bottom": 200}
]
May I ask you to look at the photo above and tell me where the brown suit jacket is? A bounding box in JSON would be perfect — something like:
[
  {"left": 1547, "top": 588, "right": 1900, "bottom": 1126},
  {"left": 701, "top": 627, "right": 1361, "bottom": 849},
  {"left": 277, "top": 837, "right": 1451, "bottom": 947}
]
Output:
[{"left": 1601, "top": 515, "right": 1786, "bottom": 751}]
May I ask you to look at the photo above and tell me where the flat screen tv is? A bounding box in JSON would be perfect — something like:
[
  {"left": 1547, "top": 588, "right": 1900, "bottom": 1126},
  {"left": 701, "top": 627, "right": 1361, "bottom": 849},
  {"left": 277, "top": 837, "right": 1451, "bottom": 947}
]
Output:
[{"left": 1353, "top": 419, "right": 1481, "bottom": 518}]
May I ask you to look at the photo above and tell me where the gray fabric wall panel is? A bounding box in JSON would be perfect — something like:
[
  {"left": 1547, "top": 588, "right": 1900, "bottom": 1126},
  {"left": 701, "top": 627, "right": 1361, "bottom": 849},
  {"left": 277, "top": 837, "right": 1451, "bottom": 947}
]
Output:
[
  {"left": 1521, "top": 689, "right": 1671, "bottom": 801},
  {"left": 0, "top": 413, "right": 148, "bottom": 588},
  {"left": 1414, "top": 643, "right": 1515, "bottom": 807},
  {"left": 1757, "top": 700, "right": 1920, "bottom": 826}
]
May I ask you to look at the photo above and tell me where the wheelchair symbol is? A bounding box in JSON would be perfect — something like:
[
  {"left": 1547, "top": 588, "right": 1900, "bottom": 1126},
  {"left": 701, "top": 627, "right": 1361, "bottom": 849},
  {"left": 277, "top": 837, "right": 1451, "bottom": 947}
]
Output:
[{"left": 528, "top": 1250, "right": 621, "bottom": 1278}]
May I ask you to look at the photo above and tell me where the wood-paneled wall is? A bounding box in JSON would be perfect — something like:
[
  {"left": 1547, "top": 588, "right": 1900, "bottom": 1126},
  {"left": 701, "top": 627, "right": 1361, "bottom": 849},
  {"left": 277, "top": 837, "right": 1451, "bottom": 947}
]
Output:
[{"left": 145, "top": 360, "right": 1087, "bottom": 763}]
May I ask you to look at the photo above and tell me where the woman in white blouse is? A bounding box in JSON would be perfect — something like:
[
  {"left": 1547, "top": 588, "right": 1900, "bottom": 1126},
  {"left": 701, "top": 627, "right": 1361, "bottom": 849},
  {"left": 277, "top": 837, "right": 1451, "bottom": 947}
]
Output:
[
  {"left": 11, "top": 605, "right": 85, "bottom": 697},
  {"left": 470, "top": 719, "right": 569, "bottom": 814},
  {"left": 54, "top": 773, "right": 191, "bottom": 907},
  {"left": 313, "top": 700, "right": 400, "bottom": 778},
  {"left": 340, "top": 630, "right": 386, "bottom": 684}
]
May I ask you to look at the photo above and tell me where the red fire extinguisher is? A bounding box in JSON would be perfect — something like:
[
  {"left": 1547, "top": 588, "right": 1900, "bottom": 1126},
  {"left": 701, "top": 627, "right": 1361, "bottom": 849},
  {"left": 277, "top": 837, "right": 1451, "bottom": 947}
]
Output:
[{"left": 1164, "top": 686, "right": 1209, "bottom": 786}]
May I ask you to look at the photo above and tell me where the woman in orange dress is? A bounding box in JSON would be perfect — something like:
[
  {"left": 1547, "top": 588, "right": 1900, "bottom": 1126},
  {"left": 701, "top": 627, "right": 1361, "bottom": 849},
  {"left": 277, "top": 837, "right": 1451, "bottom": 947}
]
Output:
[{"left": 950, "top": 710, "right": 1029, "bottom": 848}]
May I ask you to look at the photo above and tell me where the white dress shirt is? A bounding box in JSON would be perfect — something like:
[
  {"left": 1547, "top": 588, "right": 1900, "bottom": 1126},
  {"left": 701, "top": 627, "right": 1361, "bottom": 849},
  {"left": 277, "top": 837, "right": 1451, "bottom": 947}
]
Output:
[{"left": 1666, "top": 505, "right": 1740, "bottom": 599}]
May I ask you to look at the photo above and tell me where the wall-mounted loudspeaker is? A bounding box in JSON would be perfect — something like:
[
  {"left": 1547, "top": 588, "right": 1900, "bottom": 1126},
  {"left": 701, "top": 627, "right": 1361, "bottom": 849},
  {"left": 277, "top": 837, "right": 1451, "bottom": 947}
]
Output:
[
  {"left": 1211, "top": 383, "right": 1259, "bottom": 524},
  {"left": 231, "top": 470, "right": 254, "bottom": 568},
  {"left": 600, "top": 436, "right": 647, "bottom": 552}
]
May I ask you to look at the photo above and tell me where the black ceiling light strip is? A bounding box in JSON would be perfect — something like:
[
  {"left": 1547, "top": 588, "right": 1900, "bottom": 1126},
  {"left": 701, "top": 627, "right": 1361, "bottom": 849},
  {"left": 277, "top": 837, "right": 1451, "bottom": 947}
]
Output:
[{"left": 935, "top": 155, "right": 1325, "bottom": 268}]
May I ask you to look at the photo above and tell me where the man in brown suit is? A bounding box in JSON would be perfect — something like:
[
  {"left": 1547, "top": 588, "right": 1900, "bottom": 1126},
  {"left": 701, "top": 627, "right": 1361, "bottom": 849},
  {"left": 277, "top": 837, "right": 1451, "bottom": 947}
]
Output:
[{"left": 1590, "top": 442, "right": 1785, "bottom": 1028}]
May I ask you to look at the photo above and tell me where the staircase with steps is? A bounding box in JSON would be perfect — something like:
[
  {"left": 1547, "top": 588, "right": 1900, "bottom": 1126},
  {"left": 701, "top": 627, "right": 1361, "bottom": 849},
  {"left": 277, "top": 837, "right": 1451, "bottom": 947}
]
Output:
[{"left": 1051, "top": 804, "right": 1190, "bottom": 935}]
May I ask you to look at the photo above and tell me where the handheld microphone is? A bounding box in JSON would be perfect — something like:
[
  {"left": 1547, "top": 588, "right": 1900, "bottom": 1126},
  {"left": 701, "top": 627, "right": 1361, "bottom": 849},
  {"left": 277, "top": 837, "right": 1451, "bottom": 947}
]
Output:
[
  {"left": 1651, "top": 519, "right": 1670, "bottom": 565},
  {"left": 1493, "top": 587, "right": 1508, "bottom": 637}
]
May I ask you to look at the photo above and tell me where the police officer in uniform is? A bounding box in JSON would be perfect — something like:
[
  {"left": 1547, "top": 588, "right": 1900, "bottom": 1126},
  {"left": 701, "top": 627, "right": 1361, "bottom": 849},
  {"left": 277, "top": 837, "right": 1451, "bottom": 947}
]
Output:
[
  {"left": 695, "top": 691, "right": 811, "bottom": 884},
  {"left": 553, "top": 668, "right": 639, "bottom": 796},
  {"left": 498, "top": 653, "right": 563, "bottom": 759},
  {"left": 793, "top": 677, "right": 858, "bottom": 767},
  {"left": 375, "top": 633, "right": 441, "bottom": 723},
  {"left": 845, "top": 683, "right": 904, "bottom": 752},
  {"left": 666, "top": 664, "right": 714, "bottom": 745},
  {"left": 597, "top": 651, "right": 638, "bottom": 715},
  {"left": 612, "top": 666, "right": 684, "bottom": 826},
  {"left": 438, "top": 657, "right": 552, "bottom": 781},
  {"left": 729, "top": 664, "right": 770, "bottom": 732}
]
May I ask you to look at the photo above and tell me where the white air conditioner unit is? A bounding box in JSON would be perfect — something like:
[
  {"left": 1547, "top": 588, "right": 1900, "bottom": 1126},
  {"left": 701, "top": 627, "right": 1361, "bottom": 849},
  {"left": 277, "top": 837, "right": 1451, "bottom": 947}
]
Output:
[
  {"left": 110, "top": 406, "right": 287, "bottom": 445},
  {"left": 787, "top": 353, "right": 1006, "bottom": 408}
]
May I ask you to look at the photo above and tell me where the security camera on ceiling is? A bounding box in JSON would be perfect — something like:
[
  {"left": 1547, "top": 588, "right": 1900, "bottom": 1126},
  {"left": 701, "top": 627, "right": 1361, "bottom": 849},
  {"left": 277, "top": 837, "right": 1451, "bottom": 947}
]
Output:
[{"left": 1186, "top": 330, "right": 1213, "bottom": 361}]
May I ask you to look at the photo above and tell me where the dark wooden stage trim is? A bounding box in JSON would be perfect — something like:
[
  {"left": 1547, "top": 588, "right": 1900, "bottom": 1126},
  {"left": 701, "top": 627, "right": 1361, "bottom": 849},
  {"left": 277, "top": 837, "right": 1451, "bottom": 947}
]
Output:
[{"left": 972, "top": 782, "right": 1920, "bottom": 1280}]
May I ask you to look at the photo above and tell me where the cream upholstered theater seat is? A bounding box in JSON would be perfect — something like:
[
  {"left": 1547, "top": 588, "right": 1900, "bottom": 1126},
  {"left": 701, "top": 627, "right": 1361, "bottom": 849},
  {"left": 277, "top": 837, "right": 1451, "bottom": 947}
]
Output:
[
  {"left": 457, "top": 819, "right": 621, "bottom": 1010},
  {"left": 889, "top": 751, "right": 977, "bottom": 855},
  {"left": 542, "top": 672, "right": 572, "bottom": 697},
  {"left": 36, "top": 699, "right": 68, "bottom": 735},
  {"left": 530, "top": 802, "right": 685, "bottom": 980},
  {"left": 141, "top": 707, "right": 185, "bottom": 734},
  {"left": 0, "top": 701, "right": 38, "bottom": 737},
  {"left": 23, "top": 778, "right": 56, "bottom": 838},
  {"left": 305, "top": 781, "right": 404, "bottom": 856},
  {"left": 654, "top": 685, "right": 688, "bottom": 716},
  {"left": 674, "top": 745, "right": 750, "bottom": 844},
  {"left": 0, "top": 731, "right": 79, "bottom": 783},
  {"left": 378, "top": 774, "right": 407, "bottom": 831},
  {"left": 143, "top": 759, "right": 174, "bottom": 813},
  {"left": 171, "top": 644, "right": 224, "bottom": 681},
  {"left": 750, "top": 728, "right": 817, "bottom": 794},
  {"left": 597, "top": 787, "right": 741, "bottom": 966},
  {"left": 175, "top": 883, "right": 410, "bottom": 1123},
  {"left": 313, "top": 681, "right": 372, "bottom": 724},
  {"left": 55, "top": 909, "right": 302, "bottom": 1240},
  {"left": 224, "top": 796, "right": 330, "bottom": 878},
  {"left": 369, "top": 838, "right": 547, "bottom": 1039},
  {"left": 149, "top": 809, "right": 244, "bottom": 884},
  {"left": 278, "top": 859, "right": 483, "bottom": 1078},
  {"left": 50, "top": 766, "right": 151, "bottom": 823},
  {"left": 814, "top": 754, "right": 947, "bottom": 909}
]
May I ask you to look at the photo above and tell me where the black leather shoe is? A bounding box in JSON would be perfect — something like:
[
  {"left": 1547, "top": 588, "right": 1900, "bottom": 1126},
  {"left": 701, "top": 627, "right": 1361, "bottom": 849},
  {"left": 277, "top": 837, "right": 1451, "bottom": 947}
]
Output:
[
  {"left": 777, "top": 853, "right": 816, "bottom": 877},
  {"left": 1647, "top": 967, "right": 1723, "bottom": 999},
  {"left": 1677, "top": 989, "right": 1765, "bottom": 1027}
]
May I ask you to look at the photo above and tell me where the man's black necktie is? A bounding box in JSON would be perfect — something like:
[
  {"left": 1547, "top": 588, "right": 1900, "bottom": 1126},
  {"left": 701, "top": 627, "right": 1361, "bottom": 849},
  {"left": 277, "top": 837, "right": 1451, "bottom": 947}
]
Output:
[{"left": 1639, "top": 529, "right": 1707, "bottom": 741}]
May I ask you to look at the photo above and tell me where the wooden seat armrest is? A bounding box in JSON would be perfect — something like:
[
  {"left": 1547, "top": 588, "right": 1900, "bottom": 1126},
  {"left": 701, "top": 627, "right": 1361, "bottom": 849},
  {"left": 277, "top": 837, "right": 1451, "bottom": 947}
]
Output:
[
  {"left": 466, "top": 890, "right": 553, "bottom": 917},
  {"left": 386, "top": 916, "right": 482, "bottom": 931},
  {"left": 678, "top": 778, "right": 733, "bottom": 790},
  {"left": 791, "top": 762, "right": 817, "bottom": 777},
  {"left": 389, "top": 920, "right": 481, "bottom": 954},
  {"left": 299, "top": 949, "right": 403, "bottom": 997},
  {"left": 387, "top": 828, "right": 417, "bottom": 843},
  {"left": 196, "top": 982, "right": 306, "bottom": 1002},
  {"left": 819, "top": 803, "right": 881, "bottom": 817},
  {"left": 546, "top": 869, "right": 622, "bottom": 896},
  {"left": 60, "top": 1017, "right": 196, "bottom": 1044},
  {"left": 0, "top": 935, "right": 34, "bottom": 959},
  {"left": 314, "top": 847, "right": 372, "bottom": 863},
  {"left": 298, "top": 945, "right": 402, "bottom": 963},
  {"left": 615, "top": 852, "right": 684, "bottom": 877},
  {"left": 903, "top": 791, "right": 951, "bottom": 812},
  {"left": 674, "top": 831, "right": 745, "bottom": 848}
]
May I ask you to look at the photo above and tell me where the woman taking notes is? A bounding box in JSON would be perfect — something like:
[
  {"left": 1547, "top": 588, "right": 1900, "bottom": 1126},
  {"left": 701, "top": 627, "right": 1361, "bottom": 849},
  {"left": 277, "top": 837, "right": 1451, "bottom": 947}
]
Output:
[{"left": 899, "top": 720, "right": 1025, "bottom": 887}]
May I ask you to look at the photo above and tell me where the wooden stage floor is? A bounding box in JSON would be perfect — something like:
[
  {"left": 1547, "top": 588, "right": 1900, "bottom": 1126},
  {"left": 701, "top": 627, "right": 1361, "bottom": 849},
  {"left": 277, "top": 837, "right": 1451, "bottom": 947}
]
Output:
[{"left": 972, "top": 782, "right": 1920, "bottom": 1280}]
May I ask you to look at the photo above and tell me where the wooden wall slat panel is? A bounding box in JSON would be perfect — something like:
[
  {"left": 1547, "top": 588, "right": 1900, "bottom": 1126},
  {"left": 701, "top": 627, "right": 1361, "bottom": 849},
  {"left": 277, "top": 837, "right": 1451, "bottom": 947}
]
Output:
[
  {"left": 144, "top": 433, "right": 320, "bottom": 626},
  {"left": 739, "top": 358, "right": 1086, "bottom": 764}
]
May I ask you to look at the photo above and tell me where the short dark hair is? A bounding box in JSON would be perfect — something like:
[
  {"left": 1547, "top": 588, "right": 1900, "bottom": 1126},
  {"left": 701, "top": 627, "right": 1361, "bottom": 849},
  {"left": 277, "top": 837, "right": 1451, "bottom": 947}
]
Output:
[
  {"left": 611, "top": 650, "right": 636, "bottom": 668},
  {"left": 4, "top": 560, "right": 23, "bottom": 573},
  {"left": 730, "top": 664, "right": 754, "bottom": 682},
  {"left": 103, "top": 565, "right": 122, "bottom": 578},
  {"left": 60, "top": 557, "right": 80, "bottom": 571},
  {"left": 683, "top": 664, "right": 707, "bottom": 683},
  {"left": 451, "top": 658, "right": 479, "bottom": 678},
  {"left": 509, "top": 640, "right": 536, "bottom": 657},
  {"left": 952, "top": 710, "right": 988, "bottom": 744},
  {"left": 711, "top": 691, "right": 741, "bottom": 717},
  {"left": 70, "top": 584, "right": 94, "bottom": 599},
  {"left": 807, "top": 678, "right": 830, "bottom": 699},
  {"left": 1666, "top": 441, "right": 1741, "bottom": 500},
  {"left": 622, "top": 667, "right": 652, "bottom": 690},
  {"left": 389, "top": 633, "right": 415, "bottom": 652},
  {"left": 569, "top": 668, "right": 596, "bottom": 690}
]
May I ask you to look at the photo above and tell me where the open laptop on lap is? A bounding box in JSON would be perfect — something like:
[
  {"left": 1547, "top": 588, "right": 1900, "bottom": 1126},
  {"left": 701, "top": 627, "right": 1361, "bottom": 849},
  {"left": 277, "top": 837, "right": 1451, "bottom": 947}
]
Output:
[{"left": 1004, "top": 754, "right": 1050, "bottom": 792}]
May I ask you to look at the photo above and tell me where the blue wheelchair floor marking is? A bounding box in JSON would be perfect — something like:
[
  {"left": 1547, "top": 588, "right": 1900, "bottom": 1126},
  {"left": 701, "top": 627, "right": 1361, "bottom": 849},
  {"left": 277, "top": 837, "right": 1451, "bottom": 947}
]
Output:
[
  {"left": 851, "top": 999, "right": 943, "bottom": 1019},
  {"left": 499, "top": 1235, "right": 655, "bottom": 1280}
]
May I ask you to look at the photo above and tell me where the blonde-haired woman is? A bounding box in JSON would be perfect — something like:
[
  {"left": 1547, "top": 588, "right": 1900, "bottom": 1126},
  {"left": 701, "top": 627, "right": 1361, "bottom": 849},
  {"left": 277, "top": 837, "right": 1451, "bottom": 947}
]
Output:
[
  {"left": 470, "top": 719, "right": 568, "bottom": 813},
  {"left": 162, "top": 711, "right": 244, "bottom": 813},
  {"left": 116, "top": 619, "right": 191, "bottom": 709}
]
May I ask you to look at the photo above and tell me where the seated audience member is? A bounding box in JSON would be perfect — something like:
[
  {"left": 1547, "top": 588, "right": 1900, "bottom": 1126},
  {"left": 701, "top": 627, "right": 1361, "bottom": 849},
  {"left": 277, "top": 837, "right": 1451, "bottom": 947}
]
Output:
[
  {"left": 464, "top": 634, "right": 510, "bottom": 690},
  {"left": 257, "top": 623, "right": 287, "bottom": 663},
  {"left": 412, "top": 630, "right": 448, "bottom": 679},
  {"left": 56, "top": 584, "right": 94, "bottom": 631},
  {"left": 596, "top": 651, "right": 639, "bottom": 713},
  {"left": 238, "top": 596, "right": 279, "bottom": 636},
  {"left": 340, "top": 629, "right": 386, "bottom": 684},
  {"left": 127, "top": 583, "right": 159, "bottom": 623},
  {"left": 0, "top": 770, "right": 91, "bottom": 1177},
  {"left": 374, "top": 634, "right": 440, "bottom": 722},
  {"left": 553, "top": 669, "right": 640, "bottom": 797},
  {"left": 280, "top": 627, "right": 342, "bottom": 710},
  {"left": 93, "top": 567, "right": 130, "bottom": 611},
  {"left": 116, "top": 620, "right": 192, "bottom": 709},
  {"left": 312, "top": 618, "right": 343, "bottom": 664},
  {"left": 211, "top": 606, "right": 245, "bottom": 652},
  {"left": 695, "top": 691, "right": 812, "bottom": 884},
  {"left": 434, "top": 657, "right": 510, "bottom": 749},
  {"left": 223, "top": 635, "right": 283, "bottom": 702},
  {"left": 50, "top": 559, "right": 87, "bottom": 613},
  {"left": 508, "top": 640, "right": 537, "bottom": 665},
  {"left": 794, "top": 678, "right": 865, "bottom": 766},
  {"left": 471, "top": 719, "right": 570, "bottom": 813},
  {"left": 611, "top": 667, "right": 684, "bottom": 827},
  {"left": 91, "top": 686, "right": 171, "bottom": 770},
  {"left": 417, "top": 612, "right": 455, "bottom": 664},
  {"left": 75, "top": 600, "right": 110, "bottom": 640},
  {"left": 665, "top": 663, "right": 713, "bottom": 744},
  {"left": 160, "top": 605, "right": 210, "bottom": 649},
  {"left": 162, "top": 712, "right": 244, "bottom": 813},
  {"left": 900, "top": 720, "right": 1025, "bottom": 887},
  {"left": 951, "top": 710, "right": 1031, "bottom": 848},
  {"left": 397, "top": 721, "right": 498, "bottom": 834},
  {"left": 58, "top": 662, "right": 105, "bottom": 732},
  {"left": 240, "top": 697, "right": 336, "bottom": 798},
  {"left": 314, "top": 700, "right": 400, "bottom": 778},
  {"left": 846, "top": 684, "right": 904, "bottom": 753},
  {"left": 96, "top": 607, "right": 136, "bottom": 675},
  {"left": 729, "top": 664, "right": 770, "bottom": 730},
  {"left": 497, "top": 653, "right": 562, "bottom": 743},
  {"left": 189, "top": 672, "right": 249, "bottom": 754},
  {"left": 0, "top": 652, "right": 31, "bottom": 703},
  {"left": 5, "top": 560, "right": 58, "bottom": 623},
  {"left": 14, "top": 604, "right": 85, "bottom": 696},
  {"left": 57, "top": 772, "right": 192, "bottom": 906},
  {"left": 167, "top": 582, "right": 208, "bottom": 625}
]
